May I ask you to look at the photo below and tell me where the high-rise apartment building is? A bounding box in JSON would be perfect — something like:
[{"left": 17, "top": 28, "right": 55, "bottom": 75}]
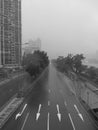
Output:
[{"left": 0, "top": 0, "right": 21, "bottom": 68}]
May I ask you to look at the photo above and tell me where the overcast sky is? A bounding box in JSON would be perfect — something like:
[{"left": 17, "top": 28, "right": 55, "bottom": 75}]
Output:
[{"left": 22, "top": 0, "right": 98, "bottom": 58}]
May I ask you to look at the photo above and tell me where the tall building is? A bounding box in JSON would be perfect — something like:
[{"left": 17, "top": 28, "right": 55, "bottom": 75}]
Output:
[
  {"left": 23, "top": 38, "right": 41, "bottom": 55},
  {"left": 0, "top": 0, "right": 21, "bottom": 68}
]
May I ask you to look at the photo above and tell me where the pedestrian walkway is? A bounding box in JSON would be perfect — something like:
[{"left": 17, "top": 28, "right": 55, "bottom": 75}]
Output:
[{"left": 0, "top": 97, "right": 24, "bottom": 128}]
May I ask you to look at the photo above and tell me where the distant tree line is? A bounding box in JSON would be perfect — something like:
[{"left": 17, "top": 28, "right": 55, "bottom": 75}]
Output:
[
  {"left": 55, "top": 54, "right": 85, "bottom": 74},
  {"left": 22, "top": 50, "right": 49, "bottom": 78},
  {"left": 55, "top": 54, "right": 98, "bottom": 84}
]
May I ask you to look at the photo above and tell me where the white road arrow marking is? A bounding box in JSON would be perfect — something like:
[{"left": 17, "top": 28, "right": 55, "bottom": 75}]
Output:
[
  {"left": 36, "top": 104, "right": 42, "bottom": 121},
  {"left": 21, "top": 104, "right": 27, "bottom": 115},
  {"left": 15, "top": 113, "right": 21, "bottom": 120},
  {"left": 15, "top": 104, "right": 27, "bottom": 120},
  {"left": 74, "top": 105, "right": 79, "bottom": 113},
  {"left": 74, "top": 105, "right": 84, "bottom": 121},
  {"left": 56, "top": 104, "right": 61, "bottom": 122},
  {"left": 36, "top": 113, "right": 40, "bottom": 121},
  {"left": 78, "top": 113, "right": 84, "bottom": 121}
]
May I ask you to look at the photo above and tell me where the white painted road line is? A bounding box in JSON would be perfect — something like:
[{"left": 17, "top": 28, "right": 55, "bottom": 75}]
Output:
[
  {"left": 64, "top": 101, "right": 67, "bottom": 106},
  {"left": 15, "top": 104, "right": 27, "bottom": 120},
  {"left": 56, "top": 104, "right": 60, "bottom": 113},
  {"left": 15, "top": 113, "right": 21, "bottom": 120},
  {"left": 68, "top": 113, "right": 76, "bottom": 130},
  {"left": 74, "top": 105, "right": 84, "bottom": 121},
  {"left": 36, "top": 104, "right": 42, "bottom": 121},
  {"left": 78, "top": 113, "right": 84, "bottom": 122},
  {"left": 74, "top": 105, "right": 79, "bottom": 114},
  {"left": 48, "top": 101, "right": 50, "bottom": 106},
  {"left": 47, "top": 113, "right": 50, "bottom": 130},
  {"left": 21, "top": 104, "right": 27, "bottom": 115},
  {"left": 49, "top": 89, "right": 51, "bottom": 93},
  {"left": 21, "top": 112, "right": 29, "bottom": 130},
  {"left": 56, "top": 104, "right": 61, "bottom": 122},
  {"left": 38, "top": 104, "right": 42, "bottom": 113}
]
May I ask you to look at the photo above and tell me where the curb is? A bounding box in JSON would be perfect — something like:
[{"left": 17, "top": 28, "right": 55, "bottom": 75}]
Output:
[{"left": 0, "top": 96, "right": 24, "bottom": 128}]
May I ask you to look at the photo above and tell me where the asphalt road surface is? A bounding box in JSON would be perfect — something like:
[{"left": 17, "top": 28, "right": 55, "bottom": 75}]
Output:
[{"left": 1, "top": 64, "right": 98, "bottom": 130}]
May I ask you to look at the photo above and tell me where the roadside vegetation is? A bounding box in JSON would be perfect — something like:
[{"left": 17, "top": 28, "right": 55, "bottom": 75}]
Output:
[
  {"left": 55, "top": 53, "right": 98, "bottom": 85},
  {"left": 22, "top": 50, "right": 49, "bottom": 78},
  {"left": 18, "top": 50, "right": 49, "bottom": 97}
]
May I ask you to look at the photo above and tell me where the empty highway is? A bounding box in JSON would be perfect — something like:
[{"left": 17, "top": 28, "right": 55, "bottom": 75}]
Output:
[{"left": 1, "top": 64, "right": 98, "bottom": 130}]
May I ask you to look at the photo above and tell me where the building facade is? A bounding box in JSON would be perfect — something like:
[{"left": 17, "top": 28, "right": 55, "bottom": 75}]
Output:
[{"left": 0, "top": 0, "right": 21, "bottom": 68}]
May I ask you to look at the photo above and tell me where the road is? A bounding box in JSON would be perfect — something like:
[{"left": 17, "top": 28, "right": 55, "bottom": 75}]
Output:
[{"left": 1, "top": 64, "right": 98, "bottom": 130}]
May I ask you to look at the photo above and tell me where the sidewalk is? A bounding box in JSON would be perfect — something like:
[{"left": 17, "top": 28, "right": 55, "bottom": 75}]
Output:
[
  {"left": 61, "top": 72, "right": 98, "bottom": 125},
  {"left": 0, "top": 95, "right": 24, "bottom": 128},
  {"left": 70, "top": 78, "right": 98, "bottom": 109}
]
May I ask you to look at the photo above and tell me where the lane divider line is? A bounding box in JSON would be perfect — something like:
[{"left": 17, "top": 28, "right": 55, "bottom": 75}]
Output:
[
  {"left": 47, "top": 113, "right": 50, "bottom": 130},
  {"left": 49, "top": 89, "right": 51, "bottom": 93},
  {"left": 21, "top": 112, "right": 29, "bottom": 130},
  {"left": 48, "top": 101, "right": 50, "bottom": 106},
  {"left": 64, "top": 101, "right": 67, "bottom": 106},
  {"left": 68, "top": 113, "right": 76, "bottom": 130}
]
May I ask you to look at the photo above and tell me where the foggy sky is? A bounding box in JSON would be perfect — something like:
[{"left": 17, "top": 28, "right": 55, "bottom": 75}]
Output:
[{"left": 22, "top": 0, "right": 98, "bottom": 58}]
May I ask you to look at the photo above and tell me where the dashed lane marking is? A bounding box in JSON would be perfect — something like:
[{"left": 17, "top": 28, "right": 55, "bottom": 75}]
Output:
[
  {"left": 48, "top": 89, "right": 51, "bottom": 93},
  {"left": 48, "top": 101, "right": 50, "bottom": 106},
  {"left": 47, "top": 113, "right": 50, "bottom": 130},
  {"left": 64, "top": 101, "right": 67, "bottom": 106}
]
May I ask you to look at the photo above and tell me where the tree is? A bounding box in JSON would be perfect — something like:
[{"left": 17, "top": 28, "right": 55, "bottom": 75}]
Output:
[
  {"left": 56, "top": 53, "right": 86, "bottom": 74},
  {"left": 72, "top": 54, "right": 85, "bottom": 73},
  {"left": 22, "top": 50, "right": 49, "bottom": 77},
  {"left": 26, "top": 63, "right": 40, "bottom": 77},
  {"left": 64, "top": 54, "right": 74, "bottom": 71}
]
